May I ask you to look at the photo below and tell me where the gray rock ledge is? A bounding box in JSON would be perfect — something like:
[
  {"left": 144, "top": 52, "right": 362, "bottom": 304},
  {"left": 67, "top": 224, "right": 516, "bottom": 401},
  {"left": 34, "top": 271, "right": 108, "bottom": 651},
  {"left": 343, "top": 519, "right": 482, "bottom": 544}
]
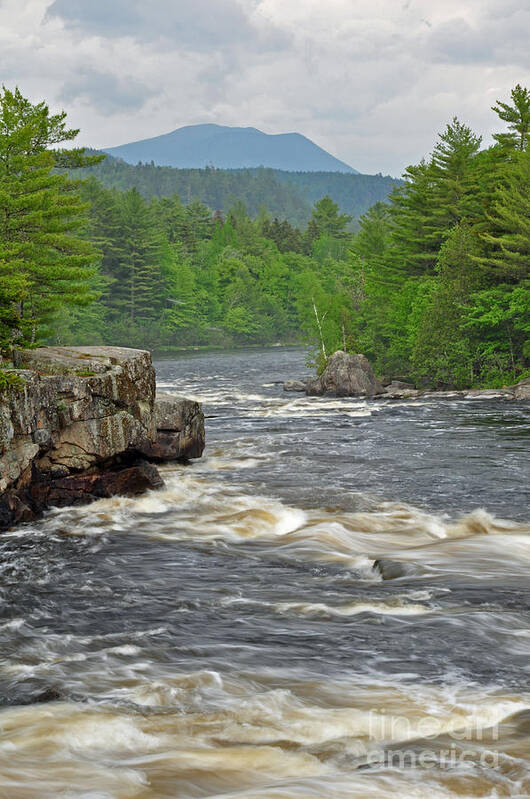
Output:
[{"left": 0, "top": 346, "right": 205, "bottom": 530}]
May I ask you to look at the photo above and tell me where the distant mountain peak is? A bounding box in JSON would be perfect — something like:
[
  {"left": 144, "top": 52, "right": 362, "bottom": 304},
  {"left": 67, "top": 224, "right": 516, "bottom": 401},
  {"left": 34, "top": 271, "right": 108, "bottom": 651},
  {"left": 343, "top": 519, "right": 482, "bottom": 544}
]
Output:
[{"left": 103, "top": 123, "right": 358, "bottom": 174}]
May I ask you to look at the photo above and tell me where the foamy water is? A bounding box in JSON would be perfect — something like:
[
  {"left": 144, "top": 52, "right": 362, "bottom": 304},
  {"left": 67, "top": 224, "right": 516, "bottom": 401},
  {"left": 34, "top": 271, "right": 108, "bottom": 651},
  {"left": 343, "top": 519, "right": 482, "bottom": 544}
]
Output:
[{"left": 1, "top": 347, "right": 529, "bottom": 798}]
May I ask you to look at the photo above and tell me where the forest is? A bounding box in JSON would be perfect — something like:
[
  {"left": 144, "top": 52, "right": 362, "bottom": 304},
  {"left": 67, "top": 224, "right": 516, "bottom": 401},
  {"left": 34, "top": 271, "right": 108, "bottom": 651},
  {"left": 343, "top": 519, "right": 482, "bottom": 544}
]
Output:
[
  {"left": 72, "top": 156, "right": 400, "bottom": 226},
  {"left": 0, "top": 85, "right": 528, "bottom": 389}
]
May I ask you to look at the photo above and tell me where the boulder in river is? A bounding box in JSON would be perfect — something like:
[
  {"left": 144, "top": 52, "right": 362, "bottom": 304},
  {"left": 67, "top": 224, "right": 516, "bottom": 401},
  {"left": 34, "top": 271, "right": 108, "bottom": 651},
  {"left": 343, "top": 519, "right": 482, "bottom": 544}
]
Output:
[
  {"left": 373, "top": 558, "right": 417, "bottom": 580},
  {"left": 139, "top": 393, "right": 205, "bottom": 461},
  {"left": 306, "top": 351, "right": 384, "bottom": 397}
]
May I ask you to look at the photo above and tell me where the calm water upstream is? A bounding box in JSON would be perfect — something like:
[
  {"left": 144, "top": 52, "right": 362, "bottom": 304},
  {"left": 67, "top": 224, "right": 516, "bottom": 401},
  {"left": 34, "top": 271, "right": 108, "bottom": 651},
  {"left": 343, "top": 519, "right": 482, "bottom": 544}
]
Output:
[{"left": 1, "top": 347, "right": 529, "bottom": 799}]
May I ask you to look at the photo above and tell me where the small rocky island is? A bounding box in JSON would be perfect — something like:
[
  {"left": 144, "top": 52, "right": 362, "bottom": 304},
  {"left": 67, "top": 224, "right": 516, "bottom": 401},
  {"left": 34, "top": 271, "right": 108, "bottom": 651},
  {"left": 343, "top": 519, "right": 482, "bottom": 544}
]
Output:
[
  {"left": 0, "top": 347, "right": 204, "bottom": 530},
  {"left": 285, "top": 350, "right": 530, "bottom": 401}
]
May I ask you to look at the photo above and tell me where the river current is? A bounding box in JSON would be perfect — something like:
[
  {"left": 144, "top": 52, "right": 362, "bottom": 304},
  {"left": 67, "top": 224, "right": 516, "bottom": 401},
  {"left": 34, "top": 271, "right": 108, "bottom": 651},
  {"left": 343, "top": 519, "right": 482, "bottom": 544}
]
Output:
[{"left": 1, "top": 347, "right": 529, "bottom": 799}]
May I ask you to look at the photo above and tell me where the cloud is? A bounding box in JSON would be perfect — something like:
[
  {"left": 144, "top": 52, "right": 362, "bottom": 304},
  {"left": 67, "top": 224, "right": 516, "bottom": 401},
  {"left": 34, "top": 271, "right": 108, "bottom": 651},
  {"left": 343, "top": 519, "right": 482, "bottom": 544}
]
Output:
[
  {"left": 0, "top": 0, "right": 527, "bottom": 176},
  {"left": 427, "top": 11, "right": 530, "bottom": 68},
  {"left": 46, "top": 0, "right": 289, "bottom": 52},
  {"left": 60, "top": 69, "right": 155, "bottom": 115}
]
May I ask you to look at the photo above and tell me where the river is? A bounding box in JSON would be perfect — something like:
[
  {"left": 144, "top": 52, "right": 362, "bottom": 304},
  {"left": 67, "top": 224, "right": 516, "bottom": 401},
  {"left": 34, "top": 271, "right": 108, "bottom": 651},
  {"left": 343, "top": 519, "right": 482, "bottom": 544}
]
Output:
[{"left": 1, "top": 347, "right": 529, "bottom": 798}]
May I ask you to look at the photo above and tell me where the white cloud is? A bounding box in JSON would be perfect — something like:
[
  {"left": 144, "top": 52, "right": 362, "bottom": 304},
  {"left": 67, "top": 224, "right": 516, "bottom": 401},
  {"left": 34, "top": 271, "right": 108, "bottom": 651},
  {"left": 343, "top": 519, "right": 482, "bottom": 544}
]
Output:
[{"left": 0, "top": 0, "right": 528, "bottom": 175}]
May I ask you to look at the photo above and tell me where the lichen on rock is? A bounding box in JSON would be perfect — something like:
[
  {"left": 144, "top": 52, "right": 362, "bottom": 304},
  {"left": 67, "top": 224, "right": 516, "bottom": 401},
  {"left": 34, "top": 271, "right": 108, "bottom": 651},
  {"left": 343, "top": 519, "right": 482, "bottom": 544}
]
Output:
[{"left": 0, "top": 346, "right": 205, "bottom": 530}]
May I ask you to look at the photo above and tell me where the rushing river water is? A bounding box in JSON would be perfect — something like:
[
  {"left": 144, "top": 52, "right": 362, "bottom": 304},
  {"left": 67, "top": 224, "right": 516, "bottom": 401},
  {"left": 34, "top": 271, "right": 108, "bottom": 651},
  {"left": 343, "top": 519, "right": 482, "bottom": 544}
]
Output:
[{"left": 1, "top": 347, "right": 530, "bottom": 799}]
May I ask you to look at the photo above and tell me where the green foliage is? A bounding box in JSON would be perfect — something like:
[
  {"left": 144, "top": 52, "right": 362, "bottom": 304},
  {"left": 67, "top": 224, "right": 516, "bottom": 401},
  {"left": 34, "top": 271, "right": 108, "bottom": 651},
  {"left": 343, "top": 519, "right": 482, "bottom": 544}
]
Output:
[
  {"left": 2, "top": 85, "right": 526, "bottom": 391},
  {"left": 409, "top": 225, "right": 482, "bottom": 388},
  {"left": 0, "top": 368, "right": 24, "bottom": 392},
  {"left": 70, "top": 158, "right": 401, "bottom": 227},
  {"left": 476, "top": 147, "right": 530, "bottom": 282},
  {"left": 310, "top": 196, "right": 352, "bottom": 239},
  {"left": 461, "top": 282, "right": 530, "bottom": 384},
  {"left": 0, "top": 86, "right": 99, "bottom": 350},
  {"left": 335, "top": 86, "right": 529, "bottom": 387},
  {"left": 491, "top": 84, "right": 530, "bottom": 151}
]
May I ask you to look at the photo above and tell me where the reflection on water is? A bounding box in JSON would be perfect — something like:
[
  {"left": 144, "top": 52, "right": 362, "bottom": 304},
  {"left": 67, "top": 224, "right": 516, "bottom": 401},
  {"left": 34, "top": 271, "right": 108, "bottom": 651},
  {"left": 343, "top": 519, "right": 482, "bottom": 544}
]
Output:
[{"left": 0, "top": 347, "right": 529, "bottom": 798}]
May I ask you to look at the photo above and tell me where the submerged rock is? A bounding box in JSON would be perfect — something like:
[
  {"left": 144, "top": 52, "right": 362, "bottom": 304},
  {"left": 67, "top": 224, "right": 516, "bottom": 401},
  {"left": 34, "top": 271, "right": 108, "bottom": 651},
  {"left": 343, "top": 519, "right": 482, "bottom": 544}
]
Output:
[
  {"left": 0, "top": 347, "right": 204, "bottom": 530},
  {"left": 373, "top": 558, "right": 416, "bottom": 580},
  {"left": 383, "top": 381, "right": 420, "bottom": 399},
  {"left": 306, "top": 351, "right": 384, "bottom": 397},
  {"left": 1, "top": 685, "right": 63, "bottom": 707},
  {"left": 464, "top": 388, "right": 515, "bottom": 400},
  {"left": 283, "top": 379, "right": 307, "bottom": 392}
]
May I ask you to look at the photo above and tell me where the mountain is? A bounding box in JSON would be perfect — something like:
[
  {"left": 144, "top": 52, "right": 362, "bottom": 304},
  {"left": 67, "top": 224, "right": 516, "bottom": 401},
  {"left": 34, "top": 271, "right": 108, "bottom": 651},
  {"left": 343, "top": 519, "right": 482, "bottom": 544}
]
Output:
[{"left": 103, "top": 124, "right": 359, "bottom": 174}]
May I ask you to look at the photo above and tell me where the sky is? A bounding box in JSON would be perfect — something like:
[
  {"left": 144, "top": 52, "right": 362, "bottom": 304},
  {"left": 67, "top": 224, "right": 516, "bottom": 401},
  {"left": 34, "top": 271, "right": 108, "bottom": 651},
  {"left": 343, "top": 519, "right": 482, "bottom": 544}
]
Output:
[{"left": 0, "top": 0, "right": 528, "bottom": 176}]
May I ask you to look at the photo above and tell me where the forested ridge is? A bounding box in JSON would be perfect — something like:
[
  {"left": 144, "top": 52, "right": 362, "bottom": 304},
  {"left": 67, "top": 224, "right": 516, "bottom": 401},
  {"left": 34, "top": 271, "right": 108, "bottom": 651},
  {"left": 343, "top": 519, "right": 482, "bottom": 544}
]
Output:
[
  {"left": 1, "top": 85, "right": 528, "bottom": 389},
  {"left": 72, "top": 156, "right": 400, "bottom": 226}
]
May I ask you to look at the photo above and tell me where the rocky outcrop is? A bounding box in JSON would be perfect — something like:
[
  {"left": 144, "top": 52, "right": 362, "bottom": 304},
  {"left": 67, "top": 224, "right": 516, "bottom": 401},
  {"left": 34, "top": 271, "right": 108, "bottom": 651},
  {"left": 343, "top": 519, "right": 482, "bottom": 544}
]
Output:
[
  {"left": 0, "top": 346, "right": 204, "bottom": 530},
  {"left": 306, "top": 351, "right": 384, "bottom": 397}
]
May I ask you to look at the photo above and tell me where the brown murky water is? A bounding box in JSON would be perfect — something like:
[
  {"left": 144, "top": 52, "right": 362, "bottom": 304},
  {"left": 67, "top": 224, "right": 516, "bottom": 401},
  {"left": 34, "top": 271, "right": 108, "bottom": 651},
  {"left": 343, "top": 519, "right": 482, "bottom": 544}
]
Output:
[{"left": 1, "top": 348, "right": 529, "bottom": 798}]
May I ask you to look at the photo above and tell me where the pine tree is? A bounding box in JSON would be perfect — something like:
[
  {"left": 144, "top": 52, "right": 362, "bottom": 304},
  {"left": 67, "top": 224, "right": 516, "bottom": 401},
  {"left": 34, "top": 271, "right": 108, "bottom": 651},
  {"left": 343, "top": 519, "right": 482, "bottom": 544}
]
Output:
[
  {"left": 477, "top": 147, "right": 530, "bottom": 282},
  {"left": 426, "top": 118, "right": 482, "bottom": 243},
  {"left": 386, "top": 160, "right": 437, "bottom": 275},
  {"left": 160, "top": 242, "right": 199, "bottom": 338},
  {"left": 353, "top": 202, "right": 391, "bottom": 262},
  {"left": 111, "top": 188, "right": 166, "bottom": 324},
  {"left": 310, "top": 196, "right": 351, "bottom": 239},
  {"left": 0, "top": 87, "right": 100, "bottom": 349},
  {"left": 386, "top": 120, "right": 481, "bottom": 279},
  {"left": 492, "top": 84, "right": 530, "bottom": 151},
  {"left": 0, "top": 266, "right": 27, "bottom": 356}
]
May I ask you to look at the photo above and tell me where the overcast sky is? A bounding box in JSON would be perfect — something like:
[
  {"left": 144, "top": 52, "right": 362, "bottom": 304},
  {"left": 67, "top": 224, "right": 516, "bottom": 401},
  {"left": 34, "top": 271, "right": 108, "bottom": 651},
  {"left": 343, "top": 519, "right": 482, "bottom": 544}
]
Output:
[{"left": 1, "top": 0, "right": 528, "bottom": 175}]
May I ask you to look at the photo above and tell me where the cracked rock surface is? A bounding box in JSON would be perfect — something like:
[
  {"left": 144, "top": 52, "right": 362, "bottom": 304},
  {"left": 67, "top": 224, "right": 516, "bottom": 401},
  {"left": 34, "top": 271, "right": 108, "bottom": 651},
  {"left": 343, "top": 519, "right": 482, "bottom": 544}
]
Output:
[{"left": 0, "top": 347, "right": 204, "bottom": 530}]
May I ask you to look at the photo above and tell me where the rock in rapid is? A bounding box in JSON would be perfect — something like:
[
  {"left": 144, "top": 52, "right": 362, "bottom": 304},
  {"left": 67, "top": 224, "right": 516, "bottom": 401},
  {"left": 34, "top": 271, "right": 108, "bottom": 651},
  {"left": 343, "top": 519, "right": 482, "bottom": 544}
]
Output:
[
  {"left": 139, "top": 393, "right": 205, "bottom": 461},
  {"left": 306, "top": 351, "right": 384, "bottom": 397}
]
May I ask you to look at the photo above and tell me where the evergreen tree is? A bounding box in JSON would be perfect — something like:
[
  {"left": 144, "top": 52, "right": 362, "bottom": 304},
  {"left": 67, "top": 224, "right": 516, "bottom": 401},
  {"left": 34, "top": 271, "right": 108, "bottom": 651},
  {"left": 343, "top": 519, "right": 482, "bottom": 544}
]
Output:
[
  {"left": 492, "top": 84, "right": 530, "bottom": 151},
  {"left": 310, "top": 195, "right": 352, "bottom": 238},
  {"left": 426, "top": 118, "right": 482, "bottom": 243},
  {"left": 477, "top": 148, "right": 530, "bottom": 282},
  {"left": 352, "top": 201, "right": 391, "bottom": 262},
  {"left": 111, "top": 188, "right": 166, "bottom": 325},
  {"left": 0, "top": 87, "right": 100, "bottom": 349},
  {"left": 410, "top": 224, "right": 482, "bottom": 387},
  {"left": 386, "top": 160, "right": 437, "bottom": 275}
]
